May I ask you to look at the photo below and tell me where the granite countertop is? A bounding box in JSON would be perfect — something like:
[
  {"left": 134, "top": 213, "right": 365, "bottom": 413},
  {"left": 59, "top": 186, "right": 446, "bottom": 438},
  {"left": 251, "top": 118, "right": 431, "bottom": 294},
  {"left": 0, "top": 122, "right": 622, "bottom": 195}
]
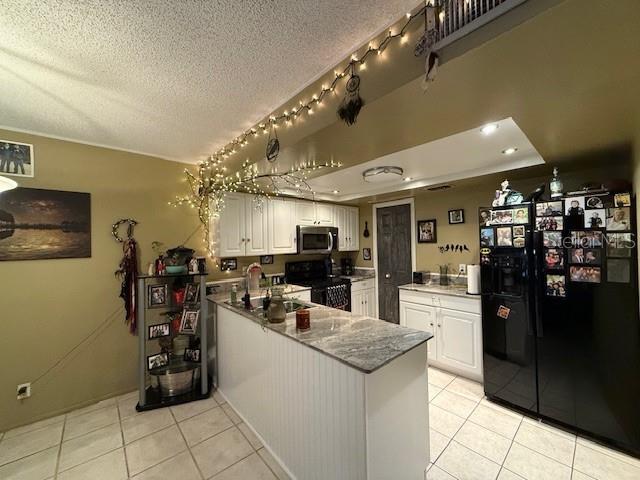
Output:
[
  {"left": 340, "top": 272, "right": 376, "bottom": 282},
  {"left": 398, "top": 283, "right": 481, "bottom": 299},
  {"left": 208, "top": 283, "right": 311, "bottom": 302},
  {"left": 209, "top": 296, "right": 432, "bottom": 374}
]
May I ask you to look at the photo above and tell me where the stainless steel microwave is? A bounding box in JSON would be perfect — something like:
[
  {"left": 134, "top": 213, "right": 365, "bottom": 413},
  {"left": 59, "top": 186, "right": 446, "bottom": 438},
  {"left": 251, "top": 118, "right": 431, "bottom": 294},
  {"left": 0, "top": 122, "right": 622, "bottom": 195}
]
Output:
[{"left": 296, "top": 226, "right": 338, "bottom": 254}]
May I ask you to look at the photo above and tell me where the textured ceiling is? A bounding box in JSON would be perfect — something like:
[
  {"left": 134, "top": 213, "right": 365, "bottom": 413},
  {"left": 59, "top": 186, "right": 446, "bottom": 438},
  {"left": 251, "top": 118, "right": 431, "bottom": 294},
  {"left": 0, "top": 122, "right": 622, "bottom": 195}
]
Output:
[{"left": 0, "top": 0, "right": 418, "bottom": 163}]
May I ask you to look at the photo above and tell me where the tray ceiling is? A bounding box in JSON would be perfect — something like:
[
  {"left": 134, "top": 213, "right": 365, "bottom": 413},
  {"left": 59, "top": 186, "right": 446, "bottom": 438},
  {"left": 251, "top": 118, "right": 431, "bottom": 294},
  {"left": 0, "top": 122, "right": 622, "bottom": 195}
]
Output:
[{"left": 0, "top": 0, "right": 418, "bottom": 162}]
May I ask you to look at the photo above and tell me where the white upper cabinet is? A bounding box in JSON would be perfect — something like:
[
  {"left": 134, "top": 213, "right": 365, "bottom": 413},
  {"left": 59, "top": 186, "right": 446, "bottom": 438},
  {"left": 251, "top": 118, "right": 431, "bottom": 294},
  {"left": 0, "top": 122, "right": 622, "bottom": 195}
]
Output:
[
  {"left": 295, "top": 201, "right": 335, "bottom": 226},
  {"left": 218, "top": 193, "right": 246, "bottom": 257},
  {"left": 336, "top": 205, "right": 359, "bottom": 251},
  {"left": 268, "top": 197, "right": 297, "bottom": 254},
  {"left": 245, "top": 196, "right": 269, "bottom": 256}
]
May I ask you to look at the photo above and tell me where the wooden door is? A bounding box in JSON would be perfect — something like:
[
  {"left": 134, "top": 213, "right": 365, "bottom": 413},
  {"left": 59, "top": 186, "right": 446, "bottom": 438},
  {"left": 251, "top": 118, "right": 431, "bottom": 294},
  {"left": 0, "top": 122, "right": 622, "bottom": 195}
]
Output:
[
  {"left": 268, "top": 198, "right": 297, "bottom": 254},
  {"left": 376, "top": 204, "right": 412, "bottom": 323},
  {"left": 400, "top": 301, "right": 437, "bottom": 362},
  {"left": 245, "top": 197, "right": 269, "bottom": 255},
  {"left": 437, "top": 308, "right": 482, "bottom": 378},
  {"left": 218, "top": 193, "right": 245, "bottom": 257}
]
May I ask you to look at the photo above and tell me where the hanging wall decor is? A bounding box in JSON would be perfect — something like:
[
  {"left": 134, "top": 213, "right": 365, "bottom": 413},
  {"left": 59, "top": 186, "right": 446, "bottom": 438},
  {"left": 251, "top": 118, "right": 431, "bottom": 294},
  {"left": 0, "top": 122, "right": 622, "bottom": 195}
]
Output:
[
  {"left": 113, "top": 218, "right": 138, "bottom": 335},
  {"left": 265, "top": 124, "right": 280, "bottom": 163},
  {"left": 0, "top": 187, "right": 91, "bottom": 261},
  {"left": 415, "top": 4, "right": 441, "bottom": 92},
  {"left": 337, "top": 65, "right": 364, "bottom": 126}
]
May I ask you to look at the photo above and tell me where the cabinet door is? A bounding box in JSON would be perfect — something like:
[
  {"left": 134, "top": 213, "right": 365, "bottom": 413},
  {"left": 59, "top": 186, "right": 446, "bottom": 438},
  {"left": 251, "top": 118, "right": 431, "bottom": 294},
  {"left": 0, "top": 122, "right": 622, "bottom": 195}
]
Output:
[
  {"left": 351, "top": 290, "right": 364, "bottom": 315},
  {"left": 245, "top": 197, "right": 269, "bottom": 255},
  {"left": 436, "top": 308, "right": 482, "bottom": 378},
  {"left": 218, "top": 193, "right": 245, "bottom": 257},
  {"left": 364, "top": 288, "right": 376, "bottom": 318},
  {"left": 335, "top": 206, "right": 348, "bottom": 251},
  {"left": 315, "top": 203, "right": 335, "bottom": 226},
  {"left": 268, "top": 198, "right": 297, "bottom": 254},
  {"left": 347, "top": 207, "right": 359, "bottom": 251},
  {"left": 400, "top": 301, "right": 437, "bottom": 362},
  {"left": 295, "top": 201, "right": 316, "bottom": 226}
]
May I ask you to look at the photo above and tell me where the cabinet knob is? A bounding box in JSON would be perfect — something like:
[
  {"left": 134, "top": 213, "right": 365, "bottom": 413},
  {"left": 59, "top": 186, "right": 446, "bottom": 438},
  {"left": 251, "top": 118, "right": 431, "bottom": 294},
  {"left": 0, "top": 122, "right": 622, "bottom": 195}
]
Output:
[
  {"left": 437, "top": 323, "right": 441, "bottom": 327},
  {"left": 429, "top": 322, "right": 434, "bottom": 327},
  {"left": 246, "top": 238, "right": 250, "bottom": 242}
]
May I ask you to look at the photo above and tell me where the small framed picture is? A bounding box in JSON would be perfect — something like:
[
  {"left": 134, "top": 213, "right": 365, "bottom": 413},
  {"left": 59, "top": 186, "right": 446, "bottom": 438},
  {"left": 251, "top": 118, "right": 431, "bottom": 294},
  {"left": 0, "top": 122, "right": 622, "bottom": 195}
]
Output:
[
  {"left": 480, "top": 228, "right": 495, "bottom": 247},
  {"left": 513, "top": 237, "right": 525, "bottom": 248},
  {"left": 512, "top": 208, "right": 529, "bottom": 225},
  {"left": 147, "top": 352, "right": 169, "bottom": 371},
  {"left": 0, "top": 139, "right": 35, "bottom": 177},
  {"left": 536, "top": 202, "right": 563, "bottom": 217},
  {"left": 362, "top": 247, "right": 371, "bottom": 261},
  {"left": 566, "top": 197, "right": 585, "bottom": 216},
  {"left": 607, "top": 259, "right": 631, "bottom": 283},
  {"left": 260, "top": 255, "right": 274, "bottom": 265},
  {"left": 179, "top": 309, "right": 200, "bottom": 334},
  {"left": 479, "top": 208, "right": 492, "bottom": 226},
  {"left": 569, "top": 266, "right": 601, "bottom": 283},
  {"left": 546, "top": 274, "right": 566, "bottom": 297},
  {"left": 606, "top": 207, "right": 632, "bottom": 231},
  {"left": 184, "top": 348, "right": 201, "bottom": 363},
  {"left": 614, "top": 193, "right": 631, "bottom": 207},
  {"left": 543, "top": 231, "right": 563, "bottom": 248},
  {"left": 513, "top": 225, "right": 526, "bottom": 238},
  {"left": 536, "top": 216, "right": 563, "bottom": 231},
  {"left": 569, "top": 248, "right": 601, "bottom": 265},
  {"left": 607, "top": 233, "right": 633, "bottom": 258},
  {"left": 496, "top": 227, "right": 512, "bottom": 247},
  {"left": 584, "top": 209, "right": 605, "bottom": 229},
  {"left": 544, "top": 248, "right": 564, "bottom": 270},
  {"left": 184, "top": 283, "right": 200, "bottom": 304},
  {"left": 448, "top": 209, "right": 465, "bottom": 225},
  {"left": 571, "top": 231, "right": 603, "bottom": 248},
  {"left": 585, "top": 196, "right": 604, "bottom": 209},
  {"left": 220, "top": 258, "right": 237, "bottom": 271},
  {"left": 147, "top": 284, "right": 168, "bottom": 308},
  {"left": 148, "top": 322, "right": 171, "bottom": 339},
  {"left": 417, "top": 219, "right": 437, "bottom": 243},
  {"left": 492, "top": 210, "right": 513, "bottom": 225}
]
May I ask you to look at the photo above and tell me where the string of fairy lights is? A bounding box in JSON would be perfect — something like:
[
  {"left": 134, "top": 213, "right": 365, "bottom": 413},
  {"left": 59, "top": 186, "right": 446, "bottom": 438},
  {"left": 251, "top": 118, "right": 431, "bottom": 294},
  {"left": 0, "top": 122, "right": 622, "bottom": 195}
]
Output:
[{"left": 171, "top": 1, "right": 444, "bottom": 261}]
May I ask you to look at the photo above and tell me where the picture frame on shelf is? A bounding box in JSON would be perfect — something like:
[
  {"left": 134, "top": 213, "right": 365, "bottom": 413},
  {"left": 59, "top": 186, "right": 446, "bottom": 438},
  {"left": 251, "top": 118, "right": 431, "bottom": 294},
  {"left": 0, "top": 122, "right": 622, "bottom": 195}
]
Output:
[
  {"left": 448, "top": 209, "right": 465, "bottom": 225},
  {"left": 184, "top": 348, "right": 201, "bottom": 363},
  {"left": 417, "top": 219, "right": 437, "bottom": 243},
  {"left": 179, "top": 309, "right": 200, "bottom": 334},
  {"left": 147, "top": 284, "right": 168, "bottom": 308},
  {"left": 184, "top": 283, "right": 200, "bottom": 304},
  {"left": 148, "top": 322, "right": 170, "bottom": 339},
  {"left": 147, "top": 352, "right": 169, "bottom": 371}
]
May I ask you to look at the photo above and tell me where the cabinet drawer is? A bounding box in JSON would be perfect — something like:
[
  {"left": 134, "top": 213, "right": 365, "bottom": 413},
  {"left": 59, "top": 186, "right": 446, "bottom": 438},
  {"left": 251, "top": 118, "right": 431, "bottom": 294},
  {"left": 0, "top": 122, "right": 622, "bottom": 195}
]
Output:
[
  {"left": 438, "top": 295, "right": 481, "bottom": 314},
  {"left": 351, "top": 278, "right": 375, "bottom": 292},
  {"left": 399, "top": 290, "right": 436, "bottom": 307}
]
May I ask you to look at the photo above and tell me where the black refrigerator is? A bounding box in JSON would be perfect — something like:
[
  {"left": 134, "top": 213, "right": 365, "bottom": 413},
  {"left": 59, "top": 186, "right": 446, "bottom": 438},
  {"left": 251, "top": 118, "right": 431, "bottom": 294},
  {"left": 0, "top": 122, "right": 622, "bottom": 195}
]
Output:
[{"left": 479, "top": 192, "right": 640, "bottom": 457}]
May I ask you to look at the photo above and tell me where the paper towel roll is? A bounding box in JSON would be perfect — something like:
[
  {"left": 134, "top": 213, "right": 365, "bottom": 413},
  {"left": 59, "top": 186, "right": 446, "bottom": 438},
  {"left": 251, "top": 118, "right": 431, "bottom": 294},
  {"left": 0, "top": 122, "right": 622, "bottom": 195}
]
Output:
[{"left": 467, "top": 264, "right": 481, "bottom": 295}]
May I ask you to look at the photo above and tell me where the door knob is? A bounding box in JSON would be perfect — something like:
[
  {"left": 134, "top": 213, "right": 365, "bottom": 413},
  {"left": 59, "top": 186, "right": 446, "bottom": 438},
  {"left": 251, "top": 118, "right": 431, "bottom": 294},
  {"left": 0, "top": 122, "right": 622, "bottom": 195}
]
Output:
[{"left": 385, "top": 273, "right": 391, "bottom": 279}]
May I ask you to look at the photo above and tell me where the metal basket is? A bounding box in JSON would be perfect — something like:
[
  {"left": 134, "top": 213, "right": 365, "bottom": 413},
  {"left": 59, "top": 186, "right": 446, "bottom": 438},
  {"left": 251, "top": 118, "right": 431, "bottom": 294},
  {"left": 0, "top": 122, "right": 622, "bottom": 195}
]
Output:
[{"left": 149, "top": 362, "right": 200, "bottom": 397}]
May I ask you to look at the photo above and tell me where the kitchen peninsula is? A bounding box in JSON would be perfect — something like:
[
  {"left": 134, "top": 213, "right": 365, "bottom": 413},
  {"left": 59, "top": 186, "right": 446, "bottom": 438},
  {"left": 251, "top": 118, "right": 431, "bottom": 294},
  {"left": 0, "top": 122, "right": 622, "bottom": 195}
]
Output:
[{"left": 209, "top": 292, "right": 433, "bottom": 480}]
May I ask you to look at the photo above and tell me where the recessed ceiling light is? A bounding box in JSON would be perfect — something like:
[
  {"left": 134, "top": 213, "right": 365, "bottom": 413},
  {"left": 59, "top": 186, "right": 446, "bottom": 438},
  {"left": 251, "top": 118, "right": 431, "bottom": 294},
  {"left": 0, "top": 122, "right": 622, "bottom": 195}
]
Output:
[
  {"left": 481, "top": 123, "right": 499, "bottom": 135},
  {"left": 502, "top": 147, "right": 518, "bottom": 155},
  {"left": 294, "top": 183, "right": 301, "bottom": 188},
  {"left": 403, "top": 177, "right": 412, "bottom": 182},
  {"left": 332, "top": 190, "right": 340, "bottom": 194}
]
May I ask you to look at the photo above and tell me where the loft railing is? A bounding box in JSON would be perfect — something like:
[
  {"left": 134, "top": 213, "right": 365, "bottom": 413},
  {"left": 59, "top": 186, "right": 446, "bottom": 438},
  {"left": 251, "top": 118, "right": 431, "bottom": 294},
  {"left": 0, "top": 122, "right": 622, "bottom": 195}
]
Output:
[{"left": 434, "top": 0, "right": 527, "bottom": 48}]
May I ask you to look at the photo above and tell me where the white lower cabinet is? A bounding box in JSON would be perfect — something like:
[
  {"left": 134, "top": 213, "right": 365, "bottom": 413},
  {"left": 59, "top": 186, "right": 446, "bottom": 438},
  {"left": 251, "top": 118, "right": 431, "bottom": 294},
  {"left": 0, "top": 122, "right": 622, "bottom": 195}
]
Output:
[
  {"left": 351, "top": 278, "right": 376, "bottom": 317},
  {"left": 399, "top": 290, "right": 482, "bottom": 381}
]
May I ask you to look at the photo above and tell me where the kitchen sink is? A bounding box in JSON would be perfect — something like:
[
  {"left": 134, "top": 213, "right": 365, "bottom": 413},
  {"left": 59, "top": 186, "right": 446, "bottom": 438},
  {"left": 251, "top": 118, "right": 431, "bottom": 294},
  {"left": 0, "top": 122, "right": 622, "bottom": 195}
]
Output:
[{"left": 227, "top": 297, "right": 316, "bottom": 316}]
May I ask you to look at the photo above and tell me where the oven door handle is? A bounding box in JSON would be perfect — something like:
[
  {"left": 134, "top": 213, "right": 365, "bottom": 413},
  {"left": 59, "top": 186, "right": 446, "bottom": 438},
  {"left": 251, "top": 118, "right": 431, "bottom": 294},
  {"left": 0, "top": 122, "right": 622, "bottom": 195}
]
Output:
[{"left": 327, "top": 232, "right": 334, "bottom": 252}]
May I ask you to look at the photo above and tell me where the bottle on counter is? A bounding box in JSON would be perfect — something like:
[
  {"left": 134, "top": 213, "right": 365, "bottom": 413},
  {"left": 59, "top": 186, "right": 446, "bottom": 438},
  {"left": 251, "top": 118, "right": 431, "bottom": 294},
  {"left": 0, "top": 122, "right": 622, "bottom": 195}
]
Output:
[
  {"left": 230, "top": 283, "right": 238, "bottom": 305},
  {"left": 267, "top": 287, "right": 286, "bottom": 323}
]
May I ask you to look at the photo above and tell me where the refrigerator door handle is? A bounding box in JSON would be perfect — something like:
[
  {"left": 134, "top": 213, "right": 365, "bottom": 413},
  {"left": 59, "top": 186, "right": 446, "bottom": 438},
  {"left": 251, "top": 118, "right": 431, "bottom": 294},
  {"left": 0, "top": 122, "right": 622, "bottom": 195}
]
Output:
[{"left": 532, "top": 230, "right": 544, "bottom": 338}]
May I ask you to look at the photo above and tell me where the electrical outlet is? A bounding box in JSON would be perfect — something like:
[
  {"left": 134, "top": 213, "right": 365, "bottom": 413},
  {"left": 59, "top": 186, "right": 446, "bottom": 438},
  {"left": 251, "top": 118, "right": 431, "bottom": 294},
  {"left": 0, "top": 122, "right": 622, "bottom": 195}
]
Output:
[
  {"left": 459, "top": 264, "right": 467, "bottom": 275},
  {"left": 17, "top": 383, "right": 31, "bottom": 400}
]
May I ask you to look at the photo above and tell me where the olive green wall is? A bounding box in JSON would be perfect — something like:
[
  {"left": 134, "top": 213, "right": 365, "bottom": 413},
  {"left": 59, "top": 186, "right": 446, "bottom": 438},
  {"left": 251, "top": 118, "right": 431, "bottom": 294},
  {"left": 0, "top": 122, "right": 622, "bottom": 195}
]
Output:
[
  {"left": 356, "top": 162, "right": 632, "bottom": 273},
  {"left": 0, "top": 129, "right": 209, "bottom": 432}
]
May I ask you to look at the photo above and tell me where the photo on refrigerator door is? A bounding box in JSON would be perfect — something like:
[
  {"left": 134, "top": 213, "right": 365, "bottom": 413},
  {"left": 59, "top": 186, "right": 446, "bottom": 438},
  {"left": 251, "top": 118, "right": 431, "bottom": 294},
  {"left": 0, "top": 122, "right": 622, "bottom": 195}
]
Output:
[
  {"left": 606, "top": 233, "right": 633, "bottom": 258},
  {"left": 496, "top": 227, "right": 512, "bottom": 247},
  {"left": 512, "top": 208, "right": 529, "bottom": 224},
  {"left": 606, "top": 207, "right": 632, "bottom": 231},
  {"left": 491, "top": 210, "right": 513, "bottom": 225},
  {"left": 546, "top": 274, "right": 566, "bottom": 297},
  {"left": 545, "top": 248, "right": 564, "bottom": 270},
  {"left": 565, "top": 197, "right": 585, "bottom": 216},
  {"left": 569, "top": 266, "right": 601, "bottom": 283},
  {"left": 569, "top": 248, "right": 601, "bottom": 265},
  {"left": 571, "top": 231, "right": 603, "bottom": 248},
  {"left": 536, "top": 216, "right": 563, "bottom": 231},
  {"left": 585, "top": 195, "right": 605, "bottom": 209},
  {"left": 543, "top": 231, "right": 563, "bottom": 248},
  {"left": 584, "top": 209, "right": 605, "bottom": 229},
  {"left": 480, "top": 228, "right": 494, "bottom": 247},
  {"left": 607, "top": 259, "right": 631, "bottom": 283},
  {"left": 614, "top": 193, "right": 631, "bottom": 207},
  {"left": 536, "top": 201, "right": 563, "bottom": 217}
]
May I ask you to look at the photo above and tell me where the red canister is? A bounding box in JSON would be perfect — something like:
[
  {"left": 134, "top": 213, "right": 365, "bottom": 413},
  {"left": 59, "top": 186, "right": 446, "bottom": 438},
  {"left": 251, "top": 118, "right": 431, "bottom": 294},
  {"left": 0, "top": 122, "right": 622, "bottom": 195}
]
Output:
[{"left": 296, "top": 309, "right": 310, "bottom": 331}]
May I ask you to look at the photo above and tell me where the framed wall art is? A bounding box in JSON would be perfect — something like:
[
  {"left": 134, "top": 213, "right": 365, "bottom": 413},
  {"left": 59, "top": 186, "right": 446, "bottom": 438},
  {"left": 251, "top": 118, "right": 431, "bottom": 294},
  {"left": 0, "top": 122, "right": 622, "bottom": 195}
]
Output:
[
  {"left": 417, "top": 219, "right": 437, "bottom": 243},
  {"left": 448, "top": 209, "right": 465, "bottom": 224},
  {"left": 0, "top": 140, "right": 34, "bottom": 177}
]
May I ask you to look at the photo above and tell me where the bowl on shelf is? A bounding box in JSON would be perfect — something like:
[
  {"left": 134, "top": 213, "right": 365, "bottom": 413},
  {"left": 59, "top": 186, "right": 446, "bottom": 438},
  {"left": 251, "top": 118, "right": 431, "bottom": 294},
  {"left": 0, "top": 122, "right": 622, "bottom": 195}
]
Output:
[
  {"left": 165, "top": 265, "right": 187, "bottom": 274},
  {"left": 149, "top": 361, "right": 200, "bottom": 397}
]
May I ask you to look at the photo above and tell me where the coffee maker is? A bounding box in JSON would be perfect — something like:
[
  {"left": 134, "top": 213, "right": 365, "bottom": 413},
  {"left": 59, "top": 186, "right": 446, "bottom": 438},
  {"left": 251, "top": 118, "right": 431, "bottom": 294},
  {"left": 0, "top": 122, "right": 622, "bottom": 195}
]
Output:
[{"left": 341, "top": 258, "right": 354, "bottom": 276}]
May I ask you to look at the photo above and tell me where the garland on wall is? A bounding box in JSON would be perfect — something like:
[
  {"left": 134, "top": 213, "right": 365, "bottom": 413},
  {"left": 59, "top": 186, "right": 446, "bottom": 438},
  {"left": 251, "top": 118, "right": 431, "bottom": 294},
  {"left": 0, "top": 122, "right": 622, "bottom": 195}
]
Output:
[{"left": 172, "top": 2, "right": 443, "bottom": 260}]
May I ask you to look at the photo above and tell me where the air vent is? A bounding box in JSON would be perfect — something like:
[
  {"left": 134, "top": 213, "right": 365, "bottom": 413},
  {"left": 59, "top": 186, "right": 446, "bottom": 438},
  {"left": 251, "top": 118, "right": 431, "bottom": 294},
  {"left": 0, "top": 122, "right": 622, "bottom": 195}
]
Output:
[{"left": 426, "top": 185, "right": 452, "bottom": 191}]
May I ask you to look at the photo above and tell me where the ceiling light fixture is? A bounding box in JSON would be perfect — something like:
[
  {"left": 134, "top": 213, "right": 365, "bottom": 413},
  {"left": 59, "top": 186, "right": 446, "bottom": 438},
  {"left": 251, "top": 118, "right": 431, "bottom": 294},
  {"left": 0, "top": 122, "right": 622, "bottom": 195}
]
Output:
[
  {"left": 362, "top": 166, "right": 404, "bottom": 183},
  {"left": 480, "top": 123, "right": 499, "bottom": 135},
  {"left": 0, "top": 176, "right": 18, "bottom": 193},
  {"left": 502, "top": 147, "right": 518, "bottom": 155},
  {"left": 332, "top": 190, "right": 340, "bottom": 194},
  {"left": 403, "top": 177, "right": 412, "bottom": 182}
]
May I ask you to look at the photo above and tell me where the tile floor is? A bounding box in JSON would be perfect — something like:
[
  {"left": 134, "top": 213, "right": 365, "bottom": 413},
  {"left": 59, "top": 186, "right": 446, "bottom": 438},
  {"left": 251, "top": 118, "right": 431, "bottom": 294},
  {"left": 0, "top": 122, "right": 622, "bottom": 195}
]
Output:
[{"left": 1, "top": 368, "right": 640, "bottom": 479}]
